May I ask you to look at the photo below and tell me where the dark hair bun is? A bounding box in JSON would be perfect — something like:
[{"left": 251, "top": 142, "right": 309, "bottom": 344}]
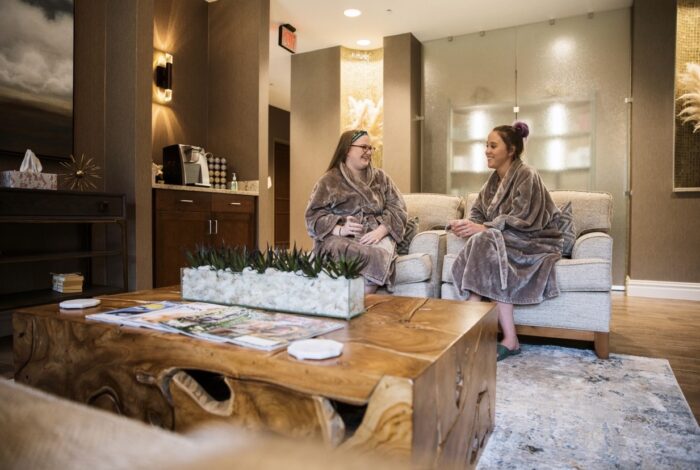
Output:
[{"left": 513, "top": 121, "right": 530, "bottom": 139}]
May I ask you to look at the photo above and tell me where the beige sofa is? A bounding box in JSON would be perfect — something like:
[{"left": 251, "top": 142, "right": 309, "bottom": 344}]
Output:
[
  {"left": 0, "top": 379, "right": 405, "bottom": 470},
  {"left": 441, "top": 191, "right": 613, "bottom": 358},
  {"left": 380, "top": 193, "right": 464, "bottom": 298}
]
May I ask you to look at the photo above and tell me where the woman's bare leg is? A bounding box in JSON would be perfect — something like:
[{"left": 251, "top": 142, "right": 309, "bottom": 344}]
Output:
[
  {"left": 497, "top": 302, "right": 519, "bottom": 350},
  {"left": 467, "top": 292, "right": 481, "bottom": 302},
  {"left": 364, "top": 284, "right": 378, "bottom": 295}
]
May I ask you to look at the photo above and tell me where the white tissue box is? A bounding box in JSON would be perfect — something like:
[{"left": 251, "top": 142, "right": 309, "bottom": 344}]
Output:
[{"left": 0, "top": 171, "right": 57, "bottom": 190}]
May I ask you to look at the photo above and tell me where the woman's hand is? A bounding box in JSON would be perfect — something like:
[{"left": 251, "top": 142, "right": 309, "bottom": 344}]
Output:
[
  {"left": 448, "top": 219, "right": 487, "bottom": 239},
  {"left": 359, "top": 224, "right": 389, "bottom": 245},
  {"left": 335, "top": 216, "right": 364, "bottom": 238}
]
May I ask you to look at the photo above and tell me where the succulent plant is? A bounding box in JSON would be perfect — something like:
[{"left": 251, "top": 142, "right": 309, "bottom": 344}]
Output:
[
  {"left": 321, "top": 251, "right": 367, "bottom": 279},
  {"left": 184, "top": 244, "right": 366, "bottom": 279}
]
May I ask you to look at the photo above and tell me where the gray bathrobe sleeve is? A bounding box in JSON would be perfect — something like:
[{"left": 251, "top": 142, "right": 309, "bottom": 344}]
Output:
[
  {"left": 305, "top": 165, "right": 408, "bottom": 287},
  {"left": 452, "top": 159, "right": 563, "bottom": 304}
]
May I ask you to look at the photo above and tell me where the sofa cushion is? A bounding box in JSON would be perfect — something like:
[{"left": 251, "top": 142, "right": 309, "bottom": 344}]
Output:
[
  {"left": 403, "top": 193, "right": 464, "bottom": 232},
  {"left": 442, "top": 253, "right": 457, "bottom": 283},
  {"left": 395, "top": 253, "right": 432, "bottom": 284},
  {"left": 555, "top": 201, "right": 576, "bottom": 256},
  {"left": 397, "top": 216, "right": 419, "bottom": 255},
  {"left": 550, "top": 190, "right": 612, "bottom": 235},
  {"left": 555, "top": 258, "right": 611, "bottom": 291},
  {"left": 443, "top": 254, "right": 610, "bottom": 291},
  {"left": 465, "top": 190, "right": 612, "bottom": 235},
  {"left": 390, "top": 282, "right": 433, "bottom": 298}
]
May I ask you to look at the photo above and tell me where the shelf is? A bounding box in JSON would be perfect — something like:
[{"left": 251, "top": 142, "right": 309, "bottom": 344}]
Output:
[
  {"left": 451, "top": 98, "right": 592, "bottom": 114},
  {"left": 451, "top": 132, "right": 590, "bottom": 144},
  {"left": 0, "top": 285, "right": 125, "bottom": 311},
  {"left": 451, "top": 170, "right": 490, "bottom": 175},
  {"left": 0, "top": 250, "right": 124, "bottom": 265},
  {"left": 0, "top": 189, "right": 129, "bottom": 329}
]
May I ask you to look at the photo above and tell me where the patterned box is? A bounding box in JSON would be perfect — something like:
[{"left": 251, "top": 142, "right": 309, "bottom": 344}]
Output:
[{"left": 0, "top": 171, "right": 57, "bottom": 190}]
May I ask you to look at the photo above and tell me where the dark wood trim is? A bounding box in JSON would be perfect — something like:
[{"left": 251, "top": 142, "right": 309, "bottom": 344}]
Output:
[
  {"left": 515, "top": 325, "right": 610, "bottom": 359},
  {"left": 516, "top": 325, "right": 595, "bottom": 341}
]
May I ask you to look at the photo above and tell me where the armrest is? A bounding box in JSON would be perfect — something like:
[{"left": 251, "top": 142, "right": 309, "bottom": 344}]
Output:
[
  {"left": 408, "top": 230, "right": 447, "bottom": 297},
  {"left": 572, "top": 232, "right": 613, "bottom": 261},
  {"left": 446, "top": 231, "right": 467, "bottom": 255}
]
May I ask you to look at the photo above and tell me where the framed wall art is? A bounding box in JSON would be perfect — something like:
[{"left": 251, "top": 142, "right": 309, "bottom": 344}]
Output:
[
  {"left": 674, "top": 0, "right": 700, "bottom": 191},
  {"left": 0, "top": 0, "right": 73, "bottom": 161}
]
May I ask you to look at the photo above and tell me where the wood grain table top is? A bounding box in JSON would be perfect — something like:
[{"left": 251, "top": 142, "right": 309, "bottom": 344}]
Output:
[{"left": 14, "top": 287, "right": 496, "bottom": 405}]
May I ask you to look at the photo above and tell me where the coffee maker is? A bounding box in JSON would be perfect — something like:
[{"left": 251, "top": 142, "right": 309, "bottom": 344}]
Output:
[{"left": 162, "top": 144, "right": 211, "bottom": 186}]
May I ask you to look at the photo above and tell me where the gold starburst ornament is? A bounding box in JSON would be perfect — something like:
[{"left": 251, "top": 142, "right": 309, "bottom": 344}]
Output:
[{"left": 60, "top": 154, "right": 101, "bottom": 191}]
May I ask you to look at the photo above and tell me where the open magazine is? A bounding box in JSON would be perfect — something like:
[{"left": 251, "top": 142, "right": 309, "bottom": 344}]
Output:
[{"left": 86, "top": 301, "right": 345, "bottom": 351}]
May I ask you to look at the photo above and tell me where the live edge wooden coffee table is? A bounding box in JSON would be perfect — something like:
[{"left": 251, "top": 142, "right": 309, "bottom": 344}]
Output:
[{"left": 13, "top": 288, "right": 497, "bottom": 468}]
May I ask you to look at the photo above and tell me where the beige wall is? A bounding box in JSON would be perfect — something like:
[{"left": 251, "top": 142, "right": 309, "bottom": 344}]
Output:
[
  {"left": 629, "top": 0, "right": 700, "bottom": 283},
  {"left": 289, "top": 47, "right": 341, "bottom": 250},
  {"left": 208, "top": 0, "right": 271, "bottom": 247},
  {"left": 152, "top": 0, "right": 272, "bottom": 246},
  {"left": 383, "top": 33, "right": 422, "bottom": 194},
  {"left": 208, "top": 0, "right": 267, "bottom": 183},
  {"left": 152, "top": 0, "right": 209, "bottom": 164},
  {"left": 73, "top": 0, "right": 153, "bottom": 290}
]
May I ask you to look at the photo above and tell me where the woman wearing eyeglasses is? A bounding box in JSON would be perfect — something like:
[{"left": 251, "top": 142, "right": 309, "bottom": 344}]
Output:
[{"left": 305, "top": 129, "right": 408, "bottom": 294}]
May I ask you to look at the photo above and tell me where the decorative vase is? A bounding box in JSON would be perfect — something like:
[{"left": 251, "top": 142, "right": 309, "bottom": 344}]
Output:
[{"left": 181, "top": 266, "right": 365, "bottom": 320}]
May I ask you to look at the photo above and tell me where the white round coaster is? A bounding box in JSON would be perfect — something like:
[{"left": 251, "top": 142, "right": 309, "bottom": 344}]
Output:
[
  {"left": 287, "top": 339, "right": 343, "bottom": 360},
  {"left": 59, "top": 298, "right": 101, "bottom": 309}
]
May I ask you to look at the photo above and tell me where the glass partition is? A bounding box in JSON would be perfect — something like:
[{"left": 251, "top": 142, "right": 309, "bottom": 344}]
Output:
[{"left": 425, "top": 8, "right": 631, "bottom": 285}]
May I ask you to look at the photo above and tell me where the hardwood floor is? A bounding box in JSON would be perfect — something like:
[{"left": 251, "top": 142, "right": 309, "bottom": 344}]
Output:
[
  {"left": 1, "top": 293, "right": 698, "bottom": 422},
  {"left": 609, "top": 293, "right": 700, "bottom": 422}
]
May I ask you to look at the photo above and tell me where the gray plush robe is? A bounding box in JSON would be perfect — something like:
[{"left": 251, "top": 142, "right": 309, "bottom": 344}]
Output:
[
  {"left": 451, "top": 159, "right": 563, "bottom": 304},
  {"left": 305, "top": 164, "right": 408, "bottom": 287}
]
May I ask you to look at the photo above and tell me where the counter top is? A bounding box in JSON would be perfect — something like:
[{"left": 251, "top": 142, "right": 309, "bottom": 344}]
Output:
[{"left": 152, "top": 183, "right": 258, "bottom": 197}]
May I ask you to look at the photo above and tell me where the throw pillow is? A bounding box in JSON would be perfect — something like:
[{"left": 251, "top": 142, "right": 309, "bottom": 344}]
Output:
[
  {"left": 556, "top": 201, "right": 576, "bottom": 257},
  {"left": 397, "top": 216, "right": 420, "bottom": 255}
]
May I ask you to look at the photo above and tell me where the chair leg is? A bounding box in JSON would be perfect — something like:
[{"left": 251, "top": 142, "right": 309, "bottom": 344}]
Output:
[{"left": 594, "top": 332, "right": 609, "bottom": 359}]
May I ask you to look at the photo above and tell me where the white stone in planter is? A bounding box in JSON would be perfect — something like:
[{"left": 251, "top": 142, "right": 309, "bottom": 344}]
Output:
[{"left": 181, "top": 267, "right": 365, "bottom": 319}]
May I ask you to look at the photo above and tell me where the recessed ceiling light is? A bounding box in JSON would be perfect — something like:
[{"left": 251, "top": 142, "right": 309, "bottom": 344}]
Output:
[
  {"left": 344, "top": 9, "right": 361, "bottom": 18},
  {"left": 356, "top": 39, "right": 371, "bottom": 46}
]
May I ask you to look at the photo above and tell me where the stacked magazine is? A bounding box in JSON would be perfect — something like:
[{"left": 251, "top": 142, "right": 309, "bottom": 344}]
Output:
[{"left": 86, "top": 301, "right": 344, "bottom": 351}]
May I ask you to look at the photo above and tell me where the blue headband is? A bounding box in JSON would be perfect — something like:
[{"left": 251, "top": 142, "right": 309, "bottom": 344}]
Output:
[{"left": 351, "top": 130, "right": 368, "bottom": 143}]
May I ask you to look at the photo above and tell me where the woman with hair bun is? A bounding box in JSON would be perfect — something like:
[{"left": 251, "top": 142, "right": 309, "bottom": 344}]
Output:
[{"left": 448, "top": 122, "right": 563, "bottom": 361}]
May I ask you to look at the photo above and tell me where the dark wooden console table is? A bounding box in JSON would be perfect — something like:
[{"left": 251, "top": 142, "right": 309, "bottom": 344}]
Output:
[{"left": 0, "top": 188, "right": 128, "bottom": 334}]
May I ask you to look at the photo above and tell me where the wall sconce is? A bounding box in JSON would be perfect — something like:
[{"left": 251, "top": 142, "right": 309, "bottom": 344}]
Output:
[{"left": 155, "top": 52, "right": 173, "bottom": 102}]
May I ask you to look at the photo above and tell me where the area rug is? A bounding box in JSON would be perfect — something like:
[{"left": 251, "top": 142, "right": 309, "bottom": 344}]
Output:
[{"left": 477, "top": 345, "right": 700, "bottom": 469}]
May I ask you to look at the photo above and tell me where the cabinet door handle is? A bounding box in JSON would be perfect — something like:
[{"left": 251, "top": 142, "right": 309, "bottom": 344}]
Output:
[
  {"left": 214, "top": 219, "right": 218, "bottom": 234},
  {"left": 229, "top": 202, "right": 242, "bottom": 206},
  {"left": 179, "top": 199, "right": 194, "bottom": 203},
  {"left": 208, "top": 219, "right": 212, "bottom": 235}
]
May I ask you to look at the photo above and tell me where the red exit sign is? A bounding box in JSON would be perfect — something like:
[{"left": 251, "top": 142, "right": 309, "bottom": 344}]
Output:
[{"left": 278, "top": 23, "right": 297, "bottom": 53}]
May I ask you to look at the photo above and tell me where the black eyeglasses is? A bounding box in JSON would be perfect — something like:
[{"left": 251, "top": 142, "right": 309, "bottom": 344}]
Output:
[{"left": 350, "top": 144, "right": 376, "bottom": 153}]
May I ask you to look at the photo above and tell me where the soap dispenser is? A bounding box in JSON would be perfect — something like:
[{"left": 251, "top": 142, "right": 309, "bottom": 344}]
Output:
[{"left": 230, "top": 172, "right": 238, "bottom": 191}]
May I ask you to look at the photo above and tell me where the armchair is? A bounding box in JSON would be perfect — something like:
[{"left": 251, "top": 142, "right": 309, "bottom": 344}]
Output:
[
  {"left": 441, "top": 190, "right": 613, "bottom": 358},
  {"left": 380, "top": 193, "right": 464, "bottom": 298}
]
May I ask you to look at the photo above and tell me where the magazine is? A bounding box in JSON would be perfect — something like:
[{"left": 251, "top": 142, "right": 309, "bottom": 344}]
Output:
[
  {"left": 85, "top": 301, "right": 219, "bottom": 333},
  {"left": 86, "top": 301, "right": 345, "bottom": 350}
]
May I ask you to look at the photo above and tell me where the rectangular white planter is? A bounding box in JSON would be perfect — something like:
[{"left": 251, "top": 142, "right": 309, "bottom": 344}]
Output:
[{"left": 181, "top": 267, "right": 365, "bottom": 320}]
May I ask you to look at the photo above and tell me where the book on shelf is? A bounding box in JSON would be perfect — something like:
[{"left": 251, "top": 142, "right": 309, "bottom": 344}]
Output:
[
  {"left": 52, "top": 272, "right": 84, "bottom": 293},
  {"left": 86, "top": 301, "right": 345, "bottom": 351}
]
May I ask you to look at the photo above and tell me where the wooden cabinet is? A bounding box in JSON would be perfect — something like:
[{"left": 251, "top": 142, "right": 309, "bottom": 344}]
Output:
[
  {"left": 0, "top": 188, "right": 128, "bottom": 335},
  {"left": 153, "top": 188, "right": 256, "bottom": 287}
]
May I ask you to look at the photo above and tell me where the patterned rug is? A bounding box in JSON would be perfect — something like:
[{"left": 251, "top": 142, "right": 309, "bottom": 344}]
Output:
[{"left": 478, "top": 345, "right": 700, "bottom": 469}]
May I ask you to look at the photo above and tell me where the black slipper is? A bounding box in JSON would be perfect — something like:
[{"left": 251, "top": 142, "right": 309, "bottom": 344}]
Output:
[{"left": 497, "top": 343, "right": 521, "bottom": 362}]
